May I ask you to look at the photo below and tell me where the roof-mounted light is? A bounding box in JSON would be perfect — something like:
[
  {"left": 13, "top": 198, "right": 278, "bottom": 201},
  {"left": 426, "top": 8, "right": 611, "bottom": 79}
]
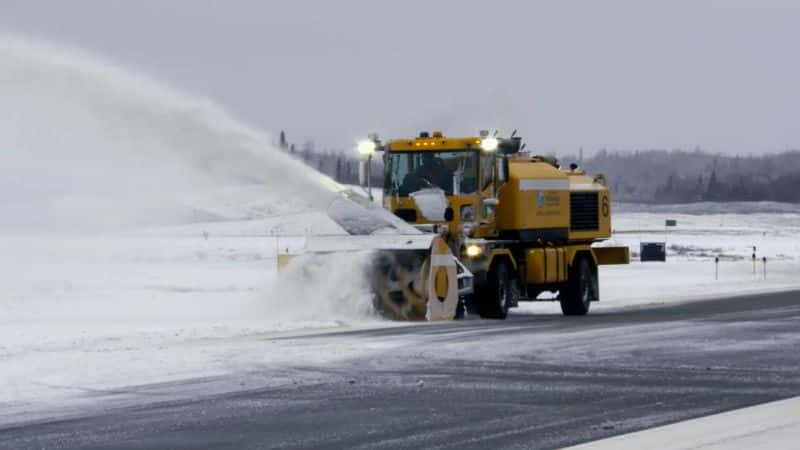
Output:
[
  {"left": 357, "top": 139, "right": 377, "bottom": 156},
  {"left": 480, "top": 136, "right": 499, "bottom": 152}
]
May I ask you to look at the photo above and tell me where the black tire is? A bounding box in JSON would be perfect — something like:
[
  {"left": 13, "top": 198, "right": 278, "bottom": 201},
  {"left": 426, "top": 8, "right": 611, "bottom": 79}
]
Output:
[
  {"left": 479, "top": 260, "right": 512, "bottom": 319},
  {"left": 454, "top": 296, "right": 466, "bottom": 319},
  {"left": 560, "top": 257, "right": 597, "bottom": 316},
  {"left": 462, "top": 293, "right": 481, "bottom": 317}
]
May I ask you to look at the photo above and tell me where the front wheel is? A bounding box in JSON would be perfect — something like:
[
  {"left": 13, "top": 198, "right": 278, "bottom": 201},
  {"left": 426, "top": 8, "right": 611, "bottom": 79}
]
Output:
[
  {"left": 454, "top": 296, "right": 466, "bottom": 319},
  {"left": 560, "top": 257, "right": 597, "bottom": 316},
  {"left": 479, "top": 260, "right": 512, "bottom": 319}
]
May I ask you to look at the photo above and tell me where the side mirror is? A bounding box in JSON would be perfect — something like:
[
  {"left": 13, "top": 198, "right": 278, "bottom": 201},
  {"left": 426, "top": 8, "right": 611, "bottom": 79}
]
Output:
[{"left": 499, "top": 136, "right": 522, "bottom": 155}]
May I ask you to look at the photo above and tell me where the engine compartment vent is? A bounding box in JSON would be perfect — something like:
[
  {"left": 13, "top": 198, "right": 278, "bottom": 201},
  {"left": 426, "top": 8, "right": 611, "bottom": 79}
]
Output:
[{"left": 570, "top": 192, "right": 599, "bottom": 231}]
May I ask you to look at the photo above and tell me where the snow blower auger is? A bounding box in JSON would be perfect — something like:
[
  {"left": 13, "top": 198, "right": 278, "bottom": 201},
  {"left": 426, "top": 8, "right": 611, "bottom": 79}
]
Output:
[
  {"left": 368, "top": 235, "right": 466, "bottom": 320},
  {"left": 276, "top": 190, "right": 473, "bottom": 321}
]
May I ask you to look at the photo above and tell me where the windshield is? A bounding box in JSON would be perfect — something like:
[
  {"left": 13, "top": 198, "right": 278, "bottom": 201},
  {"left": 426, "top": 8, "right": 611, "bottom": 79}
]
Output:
[{"left": 384, "top": 150, "right": 479, "bottom": 196}]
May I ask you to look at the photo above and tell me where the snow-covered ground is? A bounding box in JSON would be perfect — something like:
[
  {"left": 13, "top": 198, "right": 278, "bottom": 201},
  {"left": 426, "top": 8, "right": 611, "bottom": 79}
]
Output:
[
  {"left": 0, "top": 219, "right": 376, "bottom": 414},
  {"left": 589, "top": 207, "right": 799, "bottom": 310},
  {"left": 516, "top": 205, "right": 800, "bottom": 314},
  {"left": 3, "top": 206, "right": 799, "bottom": 420},
  {"left": 565, "top": 395, "right": 800, "bottom": 449}
]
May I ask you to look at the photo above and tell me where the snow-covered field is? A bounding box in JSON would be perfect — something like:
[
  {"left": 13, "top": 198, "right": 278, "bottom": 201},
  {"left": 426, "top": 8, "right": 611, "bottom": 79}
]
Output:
[{"left": 589, "top": 206, "right": 800, "bottom": 310}]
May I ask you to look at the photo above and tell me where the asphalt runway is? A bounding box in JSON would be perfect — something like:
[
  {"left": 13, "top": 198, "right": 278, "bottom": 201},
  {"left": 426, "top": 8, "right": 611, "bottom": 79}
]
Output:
[{"left": 3, "top": 290, "right": 800, "bottom": 449}]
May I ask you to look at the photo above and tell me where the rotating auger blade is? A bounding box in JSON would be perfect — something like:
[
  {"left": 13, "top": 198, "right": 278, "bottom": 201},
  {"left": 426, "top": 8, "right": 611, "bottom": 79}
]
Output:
[{"left": 369, "top": 235, "right": 459, "bottom": 321}]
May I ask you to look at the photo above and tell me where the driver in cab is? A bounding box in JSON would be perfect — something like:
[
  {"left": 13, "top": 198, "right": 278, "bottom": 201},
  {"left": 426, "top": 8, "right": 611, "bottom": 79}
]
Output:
[{"left": 402, "top": 153, "right": 452, "bottom": 193}]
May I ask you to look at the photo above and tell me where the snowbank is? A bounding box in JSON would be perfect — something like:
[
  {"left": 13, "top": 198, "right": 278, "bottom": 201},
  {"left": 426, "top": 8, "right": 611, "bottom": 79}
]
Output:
[{"left": 565, "top": 396, "right": 800, "bottom": 449}]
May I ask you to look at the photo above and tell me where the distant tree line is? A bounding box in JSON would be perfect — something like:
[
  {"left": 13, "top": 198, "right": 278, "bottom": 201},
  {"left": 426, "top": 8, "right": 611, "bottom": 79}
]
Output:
[
  {"left": 277, "top": 130, "right": 384, "bottom": 187},
  {"left": 278, "top": 131, "right": 800, "bottom": 203},
  {"left": 562, "top": 149, "right": 800, "bottom": 203}
]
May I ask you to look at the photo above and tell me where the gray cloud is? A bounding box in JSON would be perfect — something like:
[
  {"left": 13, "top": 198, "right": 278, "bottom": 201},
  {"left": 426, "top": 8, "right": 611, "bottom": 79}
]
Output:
[{"left": 2, "top": 0, "right": 798, "bottom": 154}]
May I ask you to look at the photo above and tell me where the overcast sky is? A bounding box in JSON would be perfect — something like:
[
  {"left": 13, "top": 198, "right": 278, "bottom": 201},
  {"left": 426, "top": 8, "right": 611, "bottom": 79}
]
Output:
[{"left": 2, "top": 0, "right": 799, "bottom": 155}]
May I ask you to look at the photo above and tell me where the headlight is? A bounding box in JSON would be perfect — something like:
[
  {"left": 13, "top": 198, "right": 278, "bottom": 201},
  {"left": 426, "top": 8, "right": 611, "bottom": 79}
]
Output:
[
  {"left": 480, "top": 137, "right": 499, "bottom": 152},
  {"left": 460, "top": 204, "right": 474, "bottom": 221},
  {"left": 465, "top": 244, "right": 484, "bottom": 258},
  {"left": 357, "top": 139, "right": 376, "bottom": 155}
]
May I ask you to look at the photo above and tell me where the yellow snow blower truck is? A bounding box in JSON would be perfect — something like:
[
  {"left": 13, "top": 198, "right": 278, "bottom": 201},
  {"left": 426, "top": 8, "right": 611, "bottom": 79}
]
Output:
[{"left": 357, "top": 130, "right": 629, "bottom": 319}]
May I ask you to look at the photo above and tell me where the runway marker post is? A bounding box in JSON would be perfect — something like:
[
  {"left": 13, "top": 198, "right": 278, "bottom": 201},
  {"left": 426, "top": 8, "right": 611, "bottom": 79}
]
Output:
[
  {"left": 762, "top": 256, "right": 767, "bottom": 280},
  {"left": 715, "top": 256, "right": 719, "bottom": 280}
]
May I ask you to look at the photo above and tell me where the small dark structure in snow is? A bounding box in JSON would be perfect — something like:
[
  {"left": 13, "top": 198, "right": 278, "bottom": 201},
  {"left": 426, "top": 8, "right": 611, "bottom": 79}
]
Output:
[{"left": 640, "top": 242, "right": 667, "bottom": 262}]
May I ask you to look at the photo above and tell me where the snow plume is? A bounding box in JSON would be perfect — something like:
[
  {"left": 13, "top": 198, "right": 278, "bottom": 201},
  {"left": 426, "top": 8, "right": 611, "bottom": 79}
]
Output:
[
  {"left": 269, "top": 251, "right": 378, "bottom": 323},
  {"left": 0, "top": 35, "right": 342, "bottom": 232},
  {"left": 0, "top": 35, "right": 380, "bottom": 337}
]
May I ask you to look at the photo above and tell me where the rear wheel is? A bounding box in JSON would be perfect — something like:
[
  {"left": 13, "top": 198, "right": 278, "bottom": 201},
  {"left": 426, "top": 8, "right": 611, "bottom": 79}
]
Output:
[
  {"left": 479, "top": 260, "right": 512, "bottom": 319},
  {"left": 560, "top": 257, "right": 597, "bottom": 316}
]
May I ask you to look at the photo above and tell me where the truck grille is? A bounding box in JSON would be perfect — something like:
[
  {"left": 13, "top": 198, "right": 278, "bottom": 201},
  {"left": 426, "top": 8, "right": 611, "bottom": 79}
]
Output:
[{"left": 570, "top": 192, "right": 599, "bottom": 231}]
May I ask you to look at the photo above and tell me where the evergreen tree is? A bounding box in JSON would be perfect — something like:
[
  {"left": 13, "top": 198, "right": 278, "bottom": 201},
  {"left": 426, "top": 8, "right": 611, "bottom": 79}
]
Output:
[
  {"left": 335, "top": 156, "right": 343, "bottom": 182},
  {"left": 301, "top": 140, "right": 314, "bottom": 164},
  {"left": 705, "top": 170, "right": 723, "bottom": 201},
  {"left": 279, "top": 130, "right": 288, "bottom": 150}
]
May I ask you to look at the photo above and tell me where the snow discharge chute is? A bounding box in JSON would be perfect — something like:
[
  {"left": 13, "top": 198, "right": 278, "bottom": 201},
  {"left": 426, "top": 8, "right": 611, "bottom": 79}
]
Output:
[{"left": 281, "top": 189, "right": 470, "bottom": 321}]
